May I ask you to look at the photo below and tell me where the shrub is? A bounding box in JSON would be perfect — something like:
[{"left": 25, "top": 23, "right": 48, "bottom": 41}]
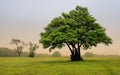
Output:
[
  {"left": 84, "top": 52, "right": 94, "bottom": 57},
  {"left": 52, "top": 51, "right": 61, "bottom": 57}
]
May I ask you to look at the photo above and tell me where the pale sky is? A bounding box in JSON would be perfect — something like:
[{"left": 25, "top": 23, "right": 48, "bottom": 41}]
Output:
[{"left": 0, "top": 0, "right": 120, "bottom": 55}]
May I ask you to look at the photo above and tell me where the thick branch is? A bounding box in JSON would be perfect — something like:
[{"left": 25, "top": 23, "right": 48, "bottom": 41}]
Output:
[
  {"left": 65, "top": 41, "right": 73, "bottom": 54},
  {"left": 78, "top": 42, "right": 84, "bottom": 54},
  {"left": 70, "top": 42, "right": 78, "bottom": 55},
  {"left": 77, "top": 42, "right": 80, "bottom": 54},
  {"left": 70, "top": 42, "right": 77, "bottom": 51}
]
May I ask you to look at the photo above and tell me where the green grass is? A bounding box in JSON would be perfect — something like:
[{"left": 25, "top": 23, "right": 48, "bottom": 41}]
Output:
[{"left": 0, "top": 57, "right": 120, "bottom": 75}]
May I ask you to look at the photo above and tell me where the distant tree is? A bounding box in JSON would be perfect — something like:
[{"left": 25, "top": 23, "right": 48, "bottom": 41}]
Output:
[
  {"left": 10, "top": 39, "right": 26, "bottom": 56},
  {"left": 39, "top": 6, "right": 112, "bottom": 61},
  {"left": 84, "top": 52, "right": 94, "bottom": 57},
  {"left": 28, "top": 42, "right": 39, "bottom": 57},
  {"left": 52, "top": 51, "right": 61, "bottom": 57}
]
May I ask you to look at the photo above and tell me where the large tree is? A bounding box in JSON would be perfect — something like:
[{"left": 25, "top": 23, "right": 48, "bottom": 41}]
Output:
[{"left": 39, "top": 6, "right": 112, "bottom": 61}]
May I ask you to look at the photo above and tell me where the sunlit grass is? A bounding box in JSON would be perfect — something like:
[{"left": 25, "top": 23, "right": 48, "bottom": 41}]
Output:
[{"left": 0, "top": 57, "right": 120, "bottom": 75}]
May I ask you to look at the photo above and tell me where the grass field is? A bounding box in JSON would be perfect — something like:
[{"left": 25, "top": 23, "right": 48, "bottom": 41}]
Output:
[{"left": 0, "top": 57, "right": 120, "bottom": 75}]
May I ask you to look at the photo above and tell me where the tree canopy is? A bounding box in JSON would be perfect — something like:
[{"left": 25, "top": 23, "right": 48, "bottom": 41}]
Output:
[
  {"left": 10, "top": 39, "right": 26, "bottom": 56},
  {"left": 39, "top": 6, "right": 112, "bottom": 61}
]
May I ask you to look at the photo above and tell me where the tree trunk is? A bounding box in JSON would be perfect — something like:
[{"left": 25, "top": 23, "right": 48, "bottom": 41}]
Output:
[
  {"left": 17, "top": 51, "right": 21, "bottom": 57},
  {"left": 29, "top": 52, "right": 35, "bottom": 57},
  {"left": 65, "top": 42, "right": 83, "bottom": 61},
  {"left": 16, "top": 50, "right": 21, "bottom": 57},
  {"left": 70, "top": 48, "right": 83, "bottom": 61}
]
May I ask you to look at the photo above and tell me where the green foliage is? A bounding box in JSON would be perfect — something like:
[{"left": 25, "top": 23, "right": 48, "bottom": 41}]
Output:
[
  {"left": 40, "top": 5, "right": 112, "bottom": 51},
  {"left": 84, "top": 52, "right": 94, "bottom": 57},
  {"left": 28, "top": 42, "right": 39, "bottom": 57},
  {"left": 52, "top": 51, "right": 61, "bottom": 57},
  {"left": 39, "top": 6, "right": 112, "bottom": 61}
]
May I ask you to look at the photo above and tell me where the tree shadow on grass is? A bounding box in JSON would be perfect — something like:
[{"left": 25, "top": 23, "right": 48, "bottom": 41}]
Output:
[
  {"left": 41, "top": 58, "right": 109, "bottom": 65},
  {"left": 41, "top": 60, "right": 71, "bottom": 64},
  {"left": 85, "top": 59, "right": 107, "bottom": 62}
]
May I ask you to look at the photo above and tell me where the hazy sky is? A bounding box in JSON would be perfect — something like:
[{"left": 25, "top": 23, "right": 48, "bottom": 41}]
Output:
[{"left": 0, "top": 0, "right": 120, "bottom": 55}]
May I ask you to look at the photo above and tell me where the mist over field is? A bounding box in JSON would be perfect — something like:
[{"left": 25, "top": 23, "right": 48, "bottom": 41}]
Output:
[{"left": 0, "top": 0, "right": 120, "bottom": 55}]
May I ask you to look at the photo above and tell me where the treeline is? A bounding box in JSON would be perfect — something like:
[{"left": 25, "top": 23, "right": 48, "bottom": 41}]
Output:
[
  {"left": 0, "top": 47, "right": 51, "bottom": 57},
  {"left": 0, "top": 47, "right": 17, "bottom": 57},
  {"left": 0, "top": 39, "right": 63, "bottom": 57},
  {"left": 84, "top": 52, "right": 120, "bottom": 57}
]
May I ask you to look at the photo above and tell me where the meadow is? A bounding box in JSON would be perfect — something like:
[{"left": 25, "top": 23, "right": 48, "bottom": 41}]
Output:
[{"left": 0, "top": 57, "right": 120, "bottom": 75}]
